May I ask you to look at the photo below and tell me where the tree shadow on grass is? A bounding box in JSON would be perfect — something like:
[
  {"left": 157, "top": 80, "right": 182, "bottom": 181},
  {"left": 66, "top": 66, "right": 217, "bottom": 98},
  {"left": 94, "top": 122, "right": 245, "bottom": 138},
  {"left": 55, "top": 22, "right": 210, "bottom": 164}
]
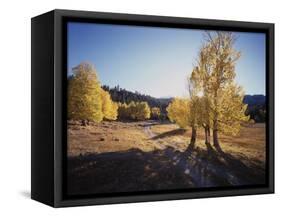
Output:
[
  {"left": 139, "top": 120, "right": 173, "bottom": 127},
  {"left": 184, "top": 143, "right": 265, "bottom": 186},
  {"left": 67, "top": 145, "right": 266, "bottom": 196},
  {"left": 151, "top": 129, "right": 186, "bottom": 140}
]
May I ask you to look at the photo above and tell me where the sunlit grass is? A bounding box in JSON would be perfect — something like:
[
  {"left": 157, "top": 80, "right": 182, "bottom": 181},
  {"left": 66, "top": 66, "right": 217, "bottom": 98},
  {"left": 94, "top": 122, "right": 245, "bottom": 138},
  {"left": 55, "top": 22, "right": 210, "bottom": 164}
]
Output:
[{"left": 68, "top": 120, "right": 265, "bottom": 168}]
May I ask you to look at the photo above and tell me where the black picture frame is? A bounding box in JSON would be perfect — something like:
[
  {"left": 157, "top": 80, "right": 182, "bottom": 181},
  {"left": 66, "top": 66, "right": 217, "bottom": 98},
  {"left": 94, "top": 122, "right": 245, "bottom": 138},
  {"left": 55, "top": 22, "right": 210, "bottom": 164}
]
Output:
[{"left": 31, "top": 9, "right": 274, "bottom": 207}]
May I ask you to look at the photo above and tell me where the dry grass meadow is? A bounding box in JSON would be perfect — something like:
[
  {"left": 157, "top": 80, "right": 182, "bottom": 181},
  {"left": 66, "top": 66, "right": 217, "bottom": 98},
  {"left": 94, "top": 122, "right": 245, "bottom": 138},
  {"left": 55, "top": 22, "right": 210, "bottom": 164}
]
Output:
[{"left": 67, "top": 120, "right": 266, "bottom": 195}]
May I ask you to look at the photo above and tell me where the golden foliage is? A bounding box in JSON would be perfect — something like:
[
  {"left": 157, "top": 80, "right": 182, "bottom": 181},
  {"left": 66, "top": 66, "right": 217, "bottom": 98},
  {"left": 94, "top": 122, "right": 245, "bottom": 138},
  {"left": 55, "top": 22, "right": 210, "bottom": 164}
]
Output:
[
  {"left": 190, "top": 31, "right": 250, "bottom": 138},
  {"left": 117, "top": 103, "right": 130, "bottom": 120},
  {"left": 68, "top": 62, "right": 103, "bottom": 122},
  {"left": 151, "top": 107, "right": 161, "bottom": 119},
  {"left": 118, "top": 101, "right": 151, "bottom": 121},
  {"left": 166, "top": 98, "right": 190, "bottom": 128},
  {"left": 217, "top": 84, "right": 250, "bottom": 135},
  {"left": 135, "top": 102, "right": 151, "bottom": 120},
  {"left": 101, "top": 89, "right": 118, "bottom": 120},
  {"left": 68, "top": 62, "right": 119, "bottom": 122}
]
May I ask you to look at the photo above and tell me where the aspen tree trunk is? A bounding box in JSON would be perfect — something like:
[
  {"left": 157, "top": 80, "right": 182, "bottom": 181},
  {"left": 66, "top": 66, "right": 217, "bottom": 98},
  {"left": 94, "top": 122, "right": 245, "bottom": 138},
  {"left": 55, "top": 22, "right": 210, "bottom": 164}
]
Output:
[
  {"left": 213, "top": 120, "right": 222, "bottom": 152},
  {"left": 190, "top": 126, "right": 197, "bottom": 147},
  {"left": 213, "top": 89, "right": 222, "bottom": 152},
  {"left": 204, "top": 125, "right": 211, "bottom": 145}
]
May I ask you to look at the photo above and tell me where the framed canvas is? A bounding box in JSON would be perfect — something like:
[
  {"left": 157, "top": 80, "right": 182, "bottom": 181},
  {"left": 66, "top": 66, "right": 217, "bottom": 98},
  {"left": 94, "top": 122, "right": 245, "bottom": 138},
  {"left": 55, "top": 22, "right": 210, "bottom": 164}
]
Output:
[{"left": 31, "top": 9, "right": 274, "bottom": 207}]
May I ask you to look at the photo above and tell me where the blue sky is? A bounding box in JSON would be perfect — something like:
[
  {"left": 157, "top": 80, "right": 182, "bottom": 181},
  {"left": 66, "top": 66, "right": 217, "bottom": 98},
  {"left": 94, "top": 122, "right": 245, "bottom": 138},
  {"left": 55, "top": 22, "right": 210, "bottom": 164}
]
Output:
[{"left": 67, "top": 22, "right": 266, "bottom": 98}]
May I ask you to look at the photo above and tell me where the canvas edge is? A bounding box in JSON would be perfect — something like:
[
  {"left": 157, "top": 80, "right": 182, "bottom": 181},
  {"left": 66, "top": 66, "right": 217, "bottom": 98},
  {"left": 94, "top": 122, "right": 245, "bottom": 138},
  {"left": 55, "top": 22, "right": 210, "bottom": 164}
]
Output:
[{"left": 45, "top": 9, "right": 274, "bottom": 208}]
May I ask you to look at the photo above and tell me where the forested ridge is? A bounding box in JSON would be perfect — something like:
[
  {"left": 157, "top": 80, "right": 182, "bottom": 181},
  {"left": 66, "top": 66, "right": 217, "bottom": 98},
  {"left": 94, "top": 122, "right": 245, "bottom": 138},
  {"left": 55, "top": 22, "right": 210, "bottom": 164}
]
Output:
[
  {"left": 244, "top": 95, "right": 266, "bottom": 123},
  {"left": 101, "top": 85, "right": 172, "bottom": 113},
  {"left": 101, "top": 85, "right": 266, "bottom": 123}
]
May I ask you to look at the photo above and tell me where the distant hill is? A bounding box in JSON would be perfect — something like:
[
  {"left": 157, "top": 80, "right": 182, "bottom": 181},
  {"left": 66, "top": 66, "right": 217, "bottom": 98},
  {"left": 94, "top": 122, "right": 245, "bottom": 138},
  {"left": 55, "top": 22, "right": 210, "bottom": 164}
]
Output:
[
  {"left": 243, "top": 94, "right": 265, "bottom": 106},
  {"left": 102, "top": 85, "right": 172, "bottom": 114},
  {"left": 243, "top": 95, "right": 266, "bottom": 123}
]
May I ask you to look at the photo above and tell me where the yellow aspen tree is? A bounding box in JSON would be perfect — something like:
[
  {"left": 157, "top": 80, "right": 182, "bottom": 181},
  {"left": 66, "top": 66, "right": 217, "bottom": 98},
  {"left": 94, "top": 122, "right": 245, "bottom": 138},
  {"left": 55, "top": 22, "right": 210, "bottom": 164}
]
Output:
[
  {"left": 190, "top": 45, "right": 213, "bottom": 146},
  {"left": 101, "top": 89, "right": 118, "bottom": 120},
  {"left": 108, "top": 102, "right": 118, "bottom": 120},
  {"left": 117, "top": 102, "right": 129, "bottom": 120},
  {"left": 68, "top": 62, "right": 103, "bottom": 122},
  {"left": 128, "top": 101, "right": 137, "bottom": 120},
  {"left": 151, "top": 107, "right": 161, "bottom": 119},
  {"left": 118, "top": 101, "right": 151, "bottom": 121},
  {"left": 187, "top": 77, "right": 202, "bottom": 147},
  {"left": 135, "top": 102, "right": 151, "bottom": 120},
  {"left": 217, "top": 83, "right": 250, "bottom": 136},
  {"left": 101, "top": 89, "right": 111, "bottom": 119},
  {"left": 166, "top": 98, "right": 190, "bottom": 129},
  {"left": 202, "top": 32, "right": 249, "bottom": 151}
]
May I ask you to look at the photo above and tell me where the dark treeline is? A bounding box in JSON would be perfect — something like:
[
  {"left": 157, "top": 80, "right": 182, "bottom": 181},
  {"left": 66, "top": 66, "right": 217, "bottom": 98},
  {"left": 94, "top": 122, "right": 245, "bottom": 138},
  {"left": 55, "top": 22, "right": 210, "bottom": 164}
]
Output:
[
  {"left": 246, "top": 105, "right": 266, "bottom": 123},
  {"left": 102, "top": 85, "right": 266, "bottom": 123},
  {"left": 102, "top": 85, "right": 172, "bottom": 119},
  {"left": 244, "top": 95, "right": 266, "bottom": 123}
]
